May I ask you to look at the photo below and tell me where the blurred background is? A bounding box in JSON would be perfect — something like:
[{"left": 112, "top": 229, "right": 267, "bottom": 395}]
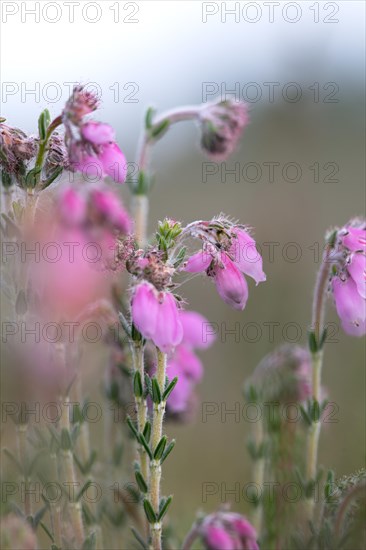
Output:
[{"left": 1, "top": 0, "right": 365, "bottom": 542}]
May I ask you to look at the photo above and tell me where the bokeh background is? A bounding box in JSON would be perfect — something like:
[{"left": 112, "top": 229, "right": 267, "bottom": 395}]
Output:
[{"left": 1, "top": 0, "right": 365, "bottom": 542}]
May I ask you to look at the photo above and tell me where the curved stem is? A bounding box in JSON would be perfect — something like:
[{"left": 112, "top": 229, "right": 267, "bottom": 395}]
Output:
[{"left": 133, "top": 106, "right": 202, "bottom": 246}]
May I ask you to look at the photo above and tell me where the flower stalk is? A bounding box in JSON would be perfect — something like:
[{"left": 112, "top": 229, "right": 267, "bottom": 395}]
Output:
[{"left": 306, "top": 243, "right": 332, "bottom": 518}]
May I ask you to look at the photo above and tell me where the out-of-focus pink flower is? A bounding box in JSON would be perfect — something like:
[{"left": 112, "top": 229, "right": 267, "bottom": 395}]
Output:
[
  {"left": 167, "top": 310, "right": 215, "bottom": 417},
  {"left": 205, "top": 525, "right": 236, "bottom": 550},
  {"left": 131, "top": 282, "right": 183, "bottom": 353},
  {"left": 81, "top": 122, "right": 115, "bottom": 145},
  {"left": 73, "top": 154, "right": 105, "bottom": 181},
  {"left": 198, "top": 511, "right": 259, "bottom": 550},
  {"left": 179, "top": 310, "right": 216, "bottom": 349},
  {"left": 91, "top": 188, "right": 131, "bottom": 233},
  {"left": 330, "top": 220, "right": 366, "bottom": 336},
  {"left": 98, "top": 142, "right": 127, "bottom": 184},
  {"left": 59, "top": 187, "right": 87, "bottom": 225},
  {"left": 199, "top": 99, "right": 249, "bottom": 161},
  {"left": 185, "top": 226, "right": 265, "bottom": 311}
]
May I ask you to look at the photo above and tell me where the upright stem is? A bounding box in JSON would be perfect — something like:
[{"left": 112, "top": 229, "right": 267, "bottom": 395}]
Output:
[
  {"left": 305, "top": 244, "right": 332, "bottom": 518},
  {"left": 150, "top": 349, "right": 167, "bottom": 550}
]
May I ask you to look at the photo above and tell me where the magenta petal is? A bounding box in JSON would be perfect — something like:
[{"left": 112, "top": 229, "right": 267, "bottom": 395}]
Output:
[
  {"left": 230, "top": 228, "right": 266, "bottom": 285},
  {"left": 342, "top": 227, "right": 366, "bottom": 252},
  {"left": 73, "top": 155, "right": 104, "bottom": 182},
  {"left": 81, "top": 122, "right": 115, "bottom": 145},
  {"left": 153, "top": 293, "right": 183, "bottom": 353},
  {"left": 332, "top": 277, "right": 366, "bottom": 336},
  {"left": 184, "top": 251, "right": 212, "bottom": 273},
  {"left": 59, "top": 187, "right": 86, "bottom": 225},
  {"left": 131, "top": 283, "right": 158, "bottom": 339},
  {"left": 99, "top": 143, "right": 127, "bottom": 184},
  {"left": 348, "top": 253, "right": 366, "bottom": 299},
  {"left": 214, "top": 255, "right": 248, "bottom": 310},
  {"left": 180, "top": 310, "right": 216, "bottom": 348},
  {"left": 91, "top": 189, "right": 131, "bottom": 233},
  {"left": 205, "top": 526, "right": 236, "bottom": 550}
]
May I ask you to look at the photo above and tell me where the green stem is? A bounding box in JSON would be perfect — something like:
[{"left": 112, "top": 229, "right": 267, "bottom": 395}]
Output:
[
  {"left": 150, "top": 349, "right": 167, "bottom": 550},
  {"left": 34, "top": 115, "right": 62, "bottom": 187},
  {"left": 305, "top": 244, "right": 332, "bottom": 518}
]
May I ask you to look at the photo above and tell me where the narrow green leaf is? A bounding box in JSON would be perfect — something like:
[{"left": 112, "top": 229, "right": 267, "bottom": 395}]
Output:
[
  {"left": 151, "top": 377, "right": 162, "bottom": 404},
  {"left": 153, "top": 436, "right": 167, "bottom": 460},
  {"left": 308, "top": 330, "right": 318, "bottom": 353},
  {"left": 126, "top": 416, "right": 140, "bottom": 442},
  {"left": 162, "top": 377, "right": 178, "bottom": 401},
  {"left": 134, "top": 371, "right": 143, "bottom": 398},
  {"left": 135, "top": 471, "right": 148, "bottom": 493},
  {"left": 157, "top": 495, "right": 173, "bottom": 521},
  {"left": 143, "top": 499, "right": 157, "bottom": 524},
  {"left": 145, "top": 107, "right": 155, "bottom": 130},
  {"left": 143, "top": 421, "right": 151, "bottom": 443},
  {"left": 138, "top": 433, "right": 153, "bottom": 460},
  {"left": 151, "top": 119, "right": 170, "bottom": 139},
  {"left": 160, "top": 440, "right": 175, "bottom": 464}
]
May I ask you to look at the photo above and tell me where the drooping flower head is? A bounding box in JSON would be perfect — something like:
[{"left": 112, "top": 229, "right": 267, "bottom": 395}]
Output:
[
  {"left": 199, "top": 99, "right": 249, "bottom": 161},
  {"left": 63, "top": 86, "right": 127, "bottom": 184},
  {"left": 184, "top": 216, "right": 266, "bottom": 310},
  {"left": 329, "top": 219, "right": 366, "bottom": 336},
  {"left": 197, "top": 511, "right": 259, "bottom": 550}
]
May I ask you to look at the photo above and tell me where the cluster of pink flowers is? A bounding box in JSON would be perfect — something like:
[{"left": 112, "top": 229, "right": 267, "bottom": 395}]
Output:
[
  {"left": 59, "top": 185, "right": 131, "bottom": 235},
  {"left": 185, "top": 223, "right": 266, "bottom": 310},
  {"left": 330, "top": 219, "right": 366, "bottom": 336},
  {"left": 198, "top": 511, "right": 259, "bottom": 550},
  {"left": 63, "top": 86, "right": 127, "bottom": 184}
]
